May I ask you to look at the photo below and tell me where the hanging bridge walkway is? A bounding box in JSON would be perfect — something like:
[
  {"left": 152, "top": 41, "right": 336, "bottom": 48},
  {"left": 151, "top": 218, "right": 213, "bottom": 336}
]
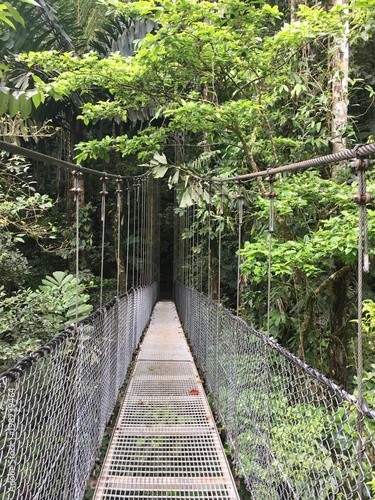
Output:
[
  {"left": 1, "top": 141, "right": 375, "bottom": 499},
  {"left": 1, "top": 283, "right": 374, "bottom": 499},
  {"left": 94, "top": 301, "right": 239, "bottom": 499}
]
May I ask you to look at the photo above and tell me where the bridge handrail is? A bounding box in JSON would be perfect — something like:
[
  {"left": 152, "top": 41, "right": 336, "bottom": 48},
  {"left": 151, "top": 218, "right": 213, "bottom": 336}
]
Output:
[
  {"left": 0, "top": 282, "right": 158, "bottom": 499},
  {"left": 175, "top": 282, "right": 375, "bottom": 499}
]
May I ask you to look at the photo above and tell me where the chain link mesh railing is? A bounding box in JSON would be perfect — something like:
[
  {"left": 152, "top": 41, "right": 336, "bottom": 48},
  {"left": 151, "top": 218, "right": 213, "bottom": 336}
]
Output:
[
  {"left": 175, "top": 282, "right": 375, "bottom": 500},
  {"left": 0, "top": 282, "right": 158, "bottom": 500}
]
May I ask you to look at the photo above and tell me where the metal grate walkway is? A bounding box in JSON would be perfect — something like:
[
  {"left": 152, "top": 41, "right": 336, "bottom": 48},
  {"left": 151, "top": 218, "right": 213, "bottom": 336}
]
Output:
[{"left": 93, "top": 301, "right": 240, "bottom": 499}]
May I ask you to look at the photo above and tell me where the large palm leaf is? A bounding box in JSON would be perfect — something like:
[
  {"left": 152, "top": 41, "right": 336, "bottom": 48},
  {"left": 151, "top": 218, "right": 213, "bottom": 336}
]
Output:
[
  {"left": 0, "top": 0, "right": 107, "bottom": 124},
  {"left": 0, "top": 0, "right": 75, "bottom": 55}
]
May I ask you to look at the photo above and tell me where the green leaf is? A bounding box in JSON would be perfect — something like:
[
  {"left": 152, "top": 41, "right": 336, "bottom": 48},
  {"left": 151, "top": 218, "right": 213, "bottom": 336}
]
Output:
[
  {"left": 27, "top": 89, "right": 41, "bottom": 109},
  {"left": 18, "top": 92, "right": 32, "bottom": 119},
  {"left": 0, "top": 7, "right": 15, "bottom": 29},
  {"left": 153, "top": 165, "right": 169, "bottom": 178},
  {"left": 0, "top": 89, "right": 10, "bottom": 115},
  {"left": 8, "top": 95, "right": 19, "bottom": 118},
  {"left": 179, "top": 189, "right": 193, "bottom": 208},
  {"left": 4, "top": 2, "right": 24, "bottom": 26},
  {"left": 153, "top": 152, "right": 167, "bottom": 164}
]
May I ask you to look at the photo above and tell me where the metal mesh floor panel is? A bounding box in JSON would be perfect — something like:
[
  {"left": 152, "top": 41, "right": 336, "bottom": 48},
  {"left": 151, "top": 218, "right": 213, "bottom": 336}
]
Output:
[
  {"left": 129, "top": 379, "right": 199, "bottom": 397},
  {"left": 103, "top": 434, "right": 225, "bottom": 477},
  {"left": 134, "top": 361, "right": 198, "bottom": 378},
  {"left": 98, "top": 487, "right": 236, "bottom": 498},
  {"left": 117, "top": 400, "right": 213, "bottom": 428},
  {"left": 138, "top": 348, "right": 193, "bottom": 361},
  {"left": 94, "top": 301, "right": 239, "bottom": 500}
]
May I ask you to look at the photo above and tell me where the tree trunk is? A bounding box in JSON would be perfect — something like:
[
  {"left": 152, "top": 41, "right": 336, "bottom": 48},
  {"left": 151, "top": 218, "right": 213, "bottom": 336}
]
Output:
[
  {"left": 290, "top": 0, "right": 298, "bottom": 23},
  {"left": 327, "top": 1, "right": 350, "bottom": 385},
  {"left": 329, "top": 0, "right": 349, "bottom": 157}
]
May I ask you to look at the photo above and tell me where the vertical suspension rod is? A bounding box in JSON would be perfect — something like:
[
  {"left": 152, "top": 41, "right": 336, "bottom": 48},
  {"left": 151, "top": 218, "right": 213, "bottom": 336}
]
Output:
[
  {"left": 70, "top": 169, "right": 82, "bottom": 326},
  {"left": 116, "top": 178, "right": 123, "bottom": 297},
  {"left": 236, "top": 183, "right": 243, "bottom": 316},
  {"left": 99, "top": 173, "right": 109, "bottom": 308},
  {"left": 351, "top": 155, "right": 373, "bottom": 499}
]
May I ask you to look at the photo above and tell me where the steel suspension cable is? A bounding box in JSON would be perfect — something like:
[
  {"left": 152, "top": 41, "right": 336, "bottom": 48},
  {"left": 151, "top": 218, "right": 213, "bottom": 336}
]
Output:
[
  {"left": 142, "top": 178, "right": 147, "bottom": 285},
  {"left": 218, "top": 185, "right": 223, "bottom": 306},
  {"left": 132, "top": 182, "right": 137, "bottom": 288},
  {"left": 70, "top": 169, "right": 82, "bottom": 327},
  {"left": 185, "top": 205, "right": 189, "bottom": 287},
  {"left": 145, "top": 177, "right": 150, "bottom": 284},
  {"left": 0, "top": 140, "right": 151, "bottom": 182},
  {"left": 236, "top": 183, "right": 244, "bottom": 316},
  {"left": 352, "top": 157, "right": 373, "bottom": 498},
  {"left": 357, "top": 190, "right": 364, "bottom": 500},
  {"left": 136, "top": 181, "right": 141, "bottom": 288},
  {"left": 192, "top": 205, "right": 196, "bottom": 289},
  {"left": 173, "top": 189, "right": 178, "bottom": 285},
  {"left": 147, "top": 176, "right": 152, "bottom": 284},
  {"left": 197, "top": 203, "right": 203, "bottom": 293},
  {"left": 179, "top": 207, "right": 184, "bottom": 285},
  {"left": 188, "top": 142, "right": 375, "bottom": 184},
  {"left": 99, "top": 174, "right": 108, "bottom": 308},
  {"left": 265, "top": 174, "right": 276, "bottom": 497},
  {"left": 125, "top": 183, "right": 131, "bottom": 292},
  {"left": 186, "top": 206, "right": 190, "bottom": 287},
  {"left": 266, "top": 174, "right": 276, "bottom": 336},
  {"left": 2, "top": 138, "right": 375, "bottom": 183},
  {"left": 207, "top": 183, "right": 212, "bottom": 297},
  {"left": 190, "top": 205, "right": 194, "bottom": 288},
  {"left": 140, "top": 180, "right": 143, "bottom": 287},
  {"left": 196, "top": 205, "right": 200, "bottom": 292},
  {"left": 116, "top": 179, "right": 123, "bottom": 297}
]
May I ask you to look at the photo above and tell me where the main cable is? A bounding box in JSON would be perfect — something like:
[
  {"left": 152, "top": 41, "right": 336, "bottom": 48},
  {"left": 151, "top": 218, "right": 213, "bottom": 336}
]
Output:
[{"left": 0, "top": 140, "right": 150, "bottom": 181}]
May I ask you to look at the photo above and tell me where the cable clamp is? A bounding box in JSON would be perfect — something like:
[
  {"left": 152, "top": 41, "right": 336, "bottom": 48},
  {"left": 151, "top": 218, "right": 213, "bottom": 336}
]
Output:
[
  {"left": 71, "top": 167, "right": 83, "bottom": 177},
  {"left": 349, "top": 158, "right": 373, "bottom": 171},
  {"left": 265, "top": 170, "right": 277, "bottom": 198},
  {"left": 351, "top": 193, "right": 373, "bottom": 204},
  {"left": 116, "top": 178, "right": 123, "bottom": 194},
  {"left": 265, "top": 172, "right": 276, "bottom": 183},
  {"left": 265, "top": 191, "right": 277, "bottom": 198}
]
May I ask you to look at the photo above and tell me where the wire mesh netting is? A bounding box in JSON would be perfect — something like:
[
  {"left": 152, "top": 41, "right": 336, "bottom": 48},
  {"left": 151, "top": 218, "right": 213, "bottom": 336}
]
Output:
[
  {"left": 0, "top": 283, "right": 158, "bottom": 500},
  {"left": 175, "top": 283, "right": 375, "bottom": 500}
]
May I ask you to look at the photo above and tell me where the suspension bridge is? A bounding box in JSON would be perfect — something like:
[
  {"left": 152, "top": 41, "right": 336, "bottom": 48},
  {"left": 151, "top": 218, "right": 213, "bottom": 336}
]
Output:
[{"left": 1, "top": 141, "right": 375, "bottom": 500}]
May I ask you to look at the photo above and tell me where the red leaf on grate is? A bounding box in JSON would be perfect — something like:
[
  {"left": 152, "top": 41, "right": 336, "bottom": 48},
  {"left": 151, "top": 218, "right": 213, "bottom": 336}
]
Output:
[{"left": 189, "top": 389, "right": 199, "bottom": 395}]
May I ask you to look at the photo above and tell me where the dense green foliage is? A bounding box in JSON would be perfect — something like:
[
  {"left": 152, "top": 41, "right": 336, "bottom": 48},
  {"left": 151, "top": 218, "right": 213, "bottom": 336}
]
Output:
[
  {"left": 0, "top": 0, "right": 375, "bottom": 400},
  {"left": 0, "top": 2, "right": 375, "bottom": 499},
  {"left": 0, "top": 270, "right": 92, "bottom": 372}
]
